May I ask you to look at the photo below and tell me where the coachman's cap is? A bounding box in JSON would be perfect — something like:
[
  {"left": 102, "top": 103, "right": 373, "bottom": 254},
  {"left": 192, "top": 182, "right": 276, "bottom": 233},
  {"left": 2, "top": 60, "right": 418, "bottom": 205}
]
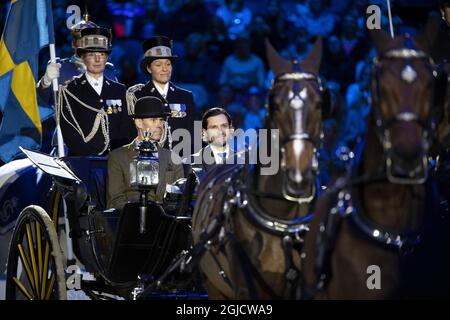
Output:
[
  {"left": 140, "top": 36, "right": 178, "bottom": 75},
  {"left": 76, "top": 27, "right": 112, "bottom": 57},
  {"left": 131, "top": 97, "right": 171, "bottom": 119}
]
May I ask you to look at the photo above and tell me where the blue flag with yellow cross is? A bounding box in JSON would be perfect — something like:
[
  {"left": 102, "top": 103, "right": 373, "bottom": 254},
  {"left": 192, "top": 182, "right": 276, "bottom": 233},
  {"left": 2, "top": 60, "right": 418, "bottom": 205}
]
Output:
[{"left": 0, "top": 0, "right": 55, "bottom": 163}]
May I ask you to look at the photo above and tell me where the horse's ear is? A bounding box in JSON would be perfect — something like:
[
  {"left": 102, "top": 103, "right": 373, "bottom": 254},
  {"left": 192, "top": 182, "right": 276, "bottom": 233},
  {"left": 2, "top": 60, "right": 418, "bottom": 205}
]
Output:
[
  {"left": 265, "top": 38, "right": 292, "bottom": 76},
  {"left": 300, "top": 37, "right": 322, "bottom": 75},
  {"left": 414, "top": 15, "right": 441, "bottom": 54},
  {"left": 370, "top": 28, "right": 393, "bottom": 54}
]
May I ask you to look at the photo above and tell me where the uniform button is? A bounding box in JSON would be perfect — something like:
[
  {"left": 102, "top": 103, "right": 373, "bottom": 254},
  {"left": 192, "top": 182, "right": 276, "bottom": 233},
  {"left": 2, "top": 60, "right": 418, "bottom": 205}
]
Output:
[
  {"left": 164, "top": 103, "right": 168, "bottom": 106},
  {"left": 100, "top": 99, "right": 103, "bottom": 103}
]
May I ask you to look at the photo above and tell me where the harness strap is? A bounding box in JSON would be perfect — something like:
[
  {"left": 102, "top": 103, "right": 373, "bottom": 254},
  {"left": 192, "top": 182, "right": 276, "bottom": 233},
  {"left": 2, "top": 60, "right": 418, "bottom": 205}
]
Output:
[
  {"left": 240, "top": 188, "right": 295, "bottom": 201},
  {"left": 206, "top": 242, "right": 234, "bottom": 288},
  {"left": 314, "top": 198, "right": 344, "bottom": 293},
  {"left": 177, "top": 215, "right": 235, "bottom": 294},
  {"left": 227, "top": 233, "right": 259, "bottom": 299},
  {"left": 227, "top": 231, "right": 280, "bottom": 299},
  {"left": 221, "top": 169, "right": 283, "bottom": 299},
  {"left": 282, "top": 235, "right": 304, "bottom": 299}
]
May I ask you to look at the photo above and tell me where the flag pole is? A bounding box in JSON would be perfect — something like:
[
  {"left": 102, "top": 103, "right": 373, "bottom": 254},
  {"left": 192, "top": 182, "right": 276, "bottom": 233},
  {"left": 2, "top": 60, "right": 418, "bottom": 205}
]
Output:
[
  {"left": 386, "top": 0, "right": 395, "bottom": 38},
  {"left": 49, "top": 44, "right": 65, "bottom": 158},
  {"left": 46, "top": 0, "right": 64, "bottom": 158},
  {"left": 47, "top": 0, "right": 73, "bottom": 263},
  {"left": 50, "top": 42, "right": 74, "bottom": 262}
]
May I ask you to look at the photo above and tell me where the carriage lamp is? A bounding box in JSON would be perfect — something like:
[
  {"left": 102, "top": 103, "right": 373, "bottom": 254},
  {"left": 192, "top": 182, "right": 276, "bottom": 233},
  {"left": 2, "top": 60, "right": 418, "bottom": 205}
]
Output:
[{"left": 129, "top": 130, "right": 159, "bottom": 234}]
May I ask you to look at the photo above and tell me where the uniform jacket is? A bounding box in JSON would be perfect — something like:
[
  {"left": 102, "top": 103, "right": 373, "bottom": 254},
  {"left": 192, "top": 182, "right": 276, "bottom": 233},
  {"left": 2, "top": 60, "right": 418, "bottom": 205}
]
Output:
[
  {"left": 133, "top": 81, "right": 196, "bottom": 149},
  {"left": 59, "top": 73, "right": 135, "bottom": 156},
  {"left": 37, "top": 56, "right": 116, "bottom": 105},
  {"left": 36, "top": 57, "right": 117, "bottom": 153},
  {"left": 107, "top": 140, "right": 185, "bottom": 209}
]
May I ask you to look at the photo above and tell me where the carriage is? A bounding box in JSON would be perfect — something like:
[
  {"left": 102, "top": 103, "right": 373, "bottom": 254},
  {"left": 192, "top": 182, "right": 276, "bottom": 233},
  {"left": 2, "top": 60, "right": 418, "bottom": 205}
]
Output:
[{"left": 4, "top": 146, "right": 203, "bottom": 300}]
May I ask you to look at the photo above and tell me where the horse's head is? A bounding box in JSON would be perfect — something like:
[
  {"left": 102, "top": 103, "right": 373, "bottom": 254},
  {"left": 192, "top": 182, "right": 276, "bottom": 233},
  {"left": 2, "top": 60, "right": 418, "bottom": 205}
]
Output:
[
  {"left": 370, "top": 27, "right": 447, "bottom": 184},
  {"left": 266, "top": 38, "right": 330, "bottom": 202}
]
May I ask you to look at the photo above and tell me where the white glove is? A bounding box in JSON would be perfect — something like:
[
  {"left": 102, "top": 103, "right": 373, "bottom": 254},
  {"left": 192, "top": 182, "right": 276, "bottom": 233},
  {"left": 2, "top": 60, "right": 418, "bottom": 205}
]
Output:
[{"left": 42, "top": 62, "right": 61, "bottom": 88}]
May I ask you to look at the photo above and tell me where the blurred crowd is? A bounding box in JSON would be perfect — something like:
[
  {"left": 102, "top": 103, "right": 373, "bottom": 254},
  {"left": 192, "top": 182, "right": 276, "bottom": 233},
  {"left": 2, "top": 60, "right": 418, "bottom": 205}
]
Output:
[{"left": 0, "top": 0, "right": 440, "bottom": 178}]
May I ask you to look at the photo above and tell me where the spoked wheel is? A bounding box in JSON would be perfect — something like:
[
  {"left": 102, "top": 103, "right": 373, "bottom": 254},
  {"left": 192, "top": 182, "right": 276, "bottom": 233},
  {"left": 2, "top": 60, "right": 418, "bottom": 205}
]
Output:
[{"left": 6, "top": 205, "right": 67, "bottom": 300}]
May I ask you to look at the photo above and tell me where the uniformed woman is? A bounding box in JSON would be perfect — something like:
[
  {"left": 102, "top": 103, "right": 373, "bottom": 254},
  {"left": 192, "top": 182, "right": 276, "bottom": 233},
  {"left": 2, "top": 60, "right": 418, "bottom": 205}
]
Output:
[
  {"left": 58, "top": 27, "right": 135, "bottom": 156},
  {"left": 127, "top": 36, "right": 196, "bottom": 153}
]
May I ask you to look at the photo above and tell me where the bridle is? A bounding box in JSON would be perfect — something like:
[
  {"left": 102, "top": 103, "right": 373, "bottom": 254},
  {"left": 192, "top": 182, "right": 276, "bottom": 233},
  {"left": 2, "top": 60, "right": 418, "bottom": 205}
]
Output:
[
  {"left": 271, "top": 66, "right": 325, "bottom": 203},
  {"left": 371, "top": 48, "right": 439, "bottom": 184}
]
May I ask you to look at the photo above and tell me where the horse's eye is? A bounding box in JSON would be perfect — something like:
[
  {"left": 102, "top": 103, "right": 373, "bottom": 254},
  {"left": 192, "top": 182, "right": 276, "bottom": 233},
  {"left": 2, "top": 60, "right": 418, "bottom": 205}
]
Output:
[
  {"left": 288, "top": 91, "right": 294, "bottom": 99},
  {"left": 300, "top": 88, "right": 308, "bottom": 100}
]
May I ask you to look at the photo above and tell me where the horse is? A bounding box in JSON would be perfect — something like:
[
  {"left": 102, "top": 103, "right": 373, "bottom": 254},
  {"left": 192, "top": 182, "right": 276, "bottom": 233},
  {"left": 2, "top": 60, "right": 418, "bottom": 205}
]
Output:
[
  {"left": 301, "top": 27, "right": 448, "bottom": 299},
  {"left": 190, "top": 38, "right": 331, "bottom": 299}
]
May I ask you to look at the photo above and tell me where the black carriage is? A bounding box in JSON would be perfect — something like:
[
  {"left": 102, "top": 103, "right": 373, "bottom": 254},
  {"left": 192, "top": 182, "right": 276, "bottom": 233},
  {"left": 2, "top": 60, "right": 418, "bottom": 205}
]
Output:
[{"left": 4, "top": 149, "right": 202, "bottom": 300}]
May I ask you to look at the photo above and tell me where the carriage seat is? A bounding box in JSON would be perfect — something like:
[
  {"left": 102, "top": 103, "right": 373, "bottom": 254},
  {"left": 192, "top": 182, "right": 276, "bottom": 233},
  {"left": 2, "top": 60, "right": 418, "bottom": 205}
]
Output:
[{"left": 61, "top": 156, "right": 108, "bottom": 209}]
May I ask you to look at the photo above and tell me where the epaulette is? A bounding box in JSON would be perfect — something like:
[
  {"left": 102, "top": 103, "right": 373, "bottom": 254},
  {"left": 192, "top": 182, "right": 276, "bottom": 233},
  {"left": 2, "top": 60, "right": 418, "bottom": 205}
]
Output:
[
  {"left": 127, "top": 83, "right": 145, "bottom": 95},
  {"left": 63, "top": 76, "right": 76, "bottom": 85},
  {"left": 59, "top": 57, "right": 70, "bottom": 64},
  {"left": 67, "top": 74, "right": 84, "bottom": 87},
  {"left": 46, "top": 57, "right": 69, "bottom": 66},
  {"left": 171, "top": 82, "right": 192, "bottom": 95},
  {"left": 126, "top": 83, "right": 145, "bottom": 115}
]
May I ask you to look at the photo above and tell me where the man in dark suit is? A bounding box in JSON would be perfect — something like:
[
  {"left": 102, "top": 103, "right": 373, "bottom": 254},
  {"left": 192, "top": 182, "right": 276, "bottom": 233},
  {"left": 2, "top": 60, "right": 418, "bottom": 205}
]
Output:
[
  {"left": 107, "top": 96, "right": 184, "bottom": 209},
  {"left": 58, "top": 27, "right": 135, "bottom": 156},
  {"left": 185, "top": 107, "right": 246, "bottom": 175},
  {"left": 127, "top": 36, "right": 196, "bottom": 152}
]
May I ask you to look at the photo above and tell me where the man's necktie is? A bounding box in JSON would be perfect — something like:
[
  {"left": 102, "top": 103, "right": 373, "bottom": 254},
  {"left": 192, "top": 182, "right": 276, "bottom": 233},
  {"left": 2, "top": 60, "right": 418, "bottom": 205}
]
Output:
[{"left": 219, "top": 152, "right": 227, "bottom": 164}]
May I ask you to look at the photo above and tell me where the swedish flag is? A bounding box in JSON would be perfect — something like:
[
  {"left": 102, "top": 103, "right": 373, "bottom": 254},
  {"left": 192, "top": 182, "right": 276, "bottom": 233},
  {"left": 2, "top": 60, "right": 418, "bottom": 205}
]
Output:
[{"left": 0, "top": 0, "right": 55, "bottom": 163}]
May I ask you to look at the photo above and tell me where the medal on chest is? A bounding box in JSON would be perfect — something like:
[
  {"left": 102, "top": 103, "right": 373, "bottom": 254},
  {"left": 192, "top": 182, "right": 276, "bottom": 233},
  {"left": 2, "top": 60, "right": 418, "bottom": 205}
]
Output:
[{"left": 106, "top": 99, "right": 123, "bottom": 114}]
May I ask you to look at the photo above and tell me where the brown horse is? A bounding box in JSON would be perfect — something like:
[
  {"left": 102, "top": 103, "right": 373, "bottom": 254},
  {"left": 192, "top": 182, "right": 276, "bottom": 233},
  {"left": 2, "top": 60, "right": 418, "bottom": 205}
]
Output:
[
  {"left": 301, "top": 28, "right": 447, "bottom": 299},
  {"left": 191, "top": 38, "right": 330, "bottom": 299}
]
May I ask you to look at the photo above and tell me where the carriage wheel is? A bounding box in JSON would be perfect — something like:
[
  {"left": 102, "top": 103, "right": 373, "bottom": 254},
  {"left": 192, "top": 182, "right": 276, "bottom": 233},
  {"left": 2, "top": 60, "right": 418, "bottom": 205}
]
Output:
[{"left": 5, "top": 205, "right": 67, "bottom": 300}]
